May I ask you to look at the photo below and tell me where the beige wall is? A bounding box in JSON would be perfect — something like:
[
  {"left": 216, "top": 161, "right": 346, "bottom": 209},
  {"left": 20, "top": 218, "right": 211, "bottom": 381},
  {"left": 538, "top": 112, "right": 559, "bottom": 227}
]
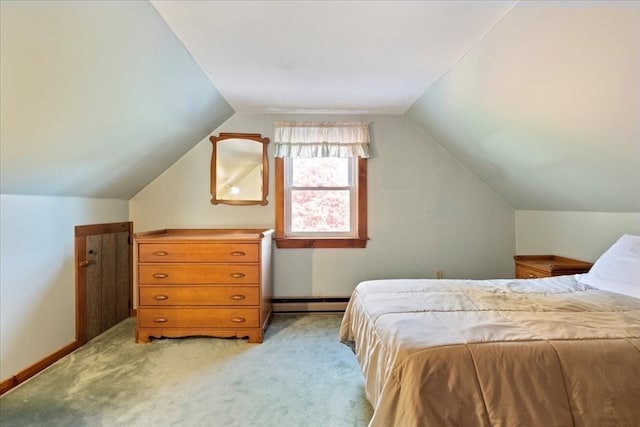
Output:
[
  {"left": 130, "top": 113, "right": 516, "bottom": 298},
  {"left": 515, "top": 211, "right": 640, "bottom": 262},
  {"left": 0, "top": 194, "right": 129, "bottom": 380},
  {"left": 4, "top": 115, "right": 637, "bottom": 383}
]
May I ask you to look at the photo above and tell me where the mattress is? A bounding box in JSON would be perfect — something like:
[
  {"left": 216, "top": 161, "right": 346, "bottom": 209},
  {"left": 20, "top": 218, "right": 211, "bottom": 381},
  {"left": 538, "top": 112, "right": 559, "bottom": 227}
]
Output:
[{"left": 339, "top": 276, "right": 640, "bottom": 427}]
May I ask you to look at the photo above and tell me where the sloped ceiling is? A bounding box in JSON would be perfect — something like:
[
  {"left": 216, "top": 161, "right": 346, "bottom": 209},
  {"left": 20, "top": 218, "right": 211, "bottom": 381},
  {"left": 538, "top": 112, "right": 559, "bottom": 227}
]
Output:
[
  {"left": 408, "top": 0, "right": 640, "bottom": 212},
  {"left": 0, "top": 0, "right": 233, "bottom": 199},
  {"left": 1, "top": 1, "right": 638, "bottom": 212}
]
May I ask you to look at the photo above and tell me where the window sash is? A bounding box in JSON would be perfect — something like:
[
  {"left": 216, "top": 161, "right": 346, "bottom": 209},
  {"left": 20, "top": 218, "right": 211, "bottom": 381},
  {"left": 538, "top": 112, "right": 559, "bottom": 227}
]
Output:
[{"left": 284, "top": 157, "right": 357, "bottom": 238}]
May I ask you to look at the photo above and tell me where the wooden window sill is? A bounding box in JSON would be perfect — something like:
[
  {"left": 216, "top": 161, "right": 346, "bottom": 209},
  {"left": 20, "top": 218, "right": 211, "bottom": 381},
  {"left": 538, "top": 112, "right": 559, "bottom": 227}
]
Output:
[{"left": 275, "top": 237, "right": 368, "bottom": 249}]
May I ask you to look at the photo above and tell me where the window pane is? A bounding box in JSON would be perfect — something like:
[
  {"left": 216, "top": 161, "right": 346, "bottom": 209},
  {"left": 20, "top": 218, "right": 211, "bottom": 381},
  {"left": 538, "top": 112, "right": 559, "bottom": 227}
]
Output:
[
  {"left": 291, "top": 190, "right": 350, "bottom": 232},
  {"left": 292, "top": 158, "right": 349, "bottom": 187}
]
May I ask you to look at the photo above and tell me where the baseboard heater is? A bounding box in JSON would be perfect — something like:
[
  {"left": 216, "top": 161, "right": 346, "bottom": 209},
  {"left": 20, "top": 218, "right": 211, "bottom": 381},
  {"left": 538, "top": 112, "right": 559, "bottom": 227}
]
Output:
[{"left": 272, "top": 297, "right": 350, "bottom": 313}]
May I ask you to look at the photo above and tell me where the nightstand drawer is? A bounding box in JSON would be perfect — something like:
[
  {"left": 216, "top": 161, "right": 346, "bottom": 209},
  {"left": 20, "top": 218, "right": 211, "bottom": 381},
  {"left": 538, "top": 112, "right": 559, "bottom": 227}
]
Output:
[
  {"left": 516, "top": 265, "right": 546, "bottom": 279},
  {"left": 514, "top": 255, "right": 592, "bottom": 279}
]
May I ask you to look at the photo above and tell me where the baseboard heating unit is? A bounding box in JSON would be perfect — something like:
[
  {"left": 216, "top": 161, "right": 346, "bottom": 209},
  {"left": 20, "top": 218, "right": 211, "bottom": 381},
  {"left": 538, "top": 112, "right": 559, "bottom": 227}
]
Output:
[{"left": 272, "top": 297, "right": 350, "bottom": 313}]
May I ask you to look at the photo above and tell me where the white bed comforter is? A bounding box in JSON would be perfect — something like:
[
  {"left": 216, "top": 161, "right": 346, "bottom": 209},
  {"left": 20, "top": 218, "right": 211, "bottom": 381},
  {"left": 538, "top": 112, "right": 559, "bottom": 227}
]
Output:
[{"left": 339, "top": 276, "right": 640, "bottom": 427}]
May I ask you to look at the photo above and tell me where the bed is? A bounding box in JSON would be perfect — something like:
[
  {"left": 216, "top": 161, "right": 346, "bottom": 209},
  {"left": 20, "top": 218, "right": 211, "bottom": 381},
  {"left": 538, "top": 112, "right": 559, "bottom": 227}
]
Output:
[{"left": 339, "top": 235, "right": 640, "bottom": 427}]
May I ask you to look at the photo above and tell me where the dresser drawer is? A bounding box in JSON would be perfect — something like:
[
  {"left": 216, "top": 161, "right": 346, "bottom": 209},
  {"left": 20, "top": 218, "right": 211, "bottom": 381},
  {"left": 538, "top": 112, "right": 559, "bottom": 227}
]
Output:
[
  {"left": 139, "top": 286, "right": 259, "bottom": 306},
  {"left": 138, "top": 243, "right": 259, "bottom": 263},
  {"left": 516, "top": 265, "right": 547, "bottom": 279},
  {"left": 139, "top": 264, "right": 259, "bottom": 284},
  {"left": 138, "top": 307, "right": 260, "bottom": 328}
]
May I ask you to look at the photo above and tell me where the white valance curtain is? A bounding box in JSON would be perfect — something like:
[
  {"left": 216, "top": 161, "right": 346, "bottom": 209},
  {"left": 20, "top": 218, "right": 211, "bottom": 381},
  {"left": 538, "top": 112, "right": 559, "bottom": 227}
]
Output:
[{"left": 273, "top": 121, "right": 370, "bottom": 158}]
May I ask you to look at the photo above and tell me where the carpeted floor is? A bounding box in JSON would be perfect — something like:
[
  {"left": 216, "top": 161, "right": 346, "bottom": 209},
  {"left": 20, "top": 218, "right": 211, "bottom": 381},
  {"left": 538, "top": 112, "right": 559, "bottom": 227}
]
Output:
[{"left": 0, "top": 314, "right": 373, "bottom": 427}]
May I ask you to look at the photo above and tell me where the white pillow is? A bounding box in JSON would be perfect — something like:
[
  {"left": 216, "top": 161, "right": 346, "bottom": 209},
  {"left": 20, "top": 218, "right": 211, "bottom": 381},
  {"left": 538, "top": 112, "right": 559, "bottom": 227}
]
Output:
[{"left": 579, "top": 234, "right": 640, "bottom": 299}]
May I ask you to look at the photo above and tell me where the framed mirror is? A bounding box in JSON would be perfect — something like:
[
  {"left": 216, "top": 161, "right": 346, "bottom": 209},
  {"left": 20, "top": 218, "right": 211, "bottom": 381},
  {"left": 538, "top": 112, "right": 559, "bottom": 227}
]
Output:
[{"left": 210, "top": 132, "right": 270, "bottom": 205}]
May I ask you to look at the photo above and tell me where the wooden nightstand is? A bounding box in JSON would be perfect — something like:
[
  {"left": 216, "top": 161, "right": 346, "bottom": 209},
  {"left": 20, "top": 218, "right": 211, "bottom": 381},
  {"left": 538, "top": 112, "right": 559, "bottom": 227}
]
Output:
[{"left": 514, "top": 255, "right": 593, "bottom": 279}]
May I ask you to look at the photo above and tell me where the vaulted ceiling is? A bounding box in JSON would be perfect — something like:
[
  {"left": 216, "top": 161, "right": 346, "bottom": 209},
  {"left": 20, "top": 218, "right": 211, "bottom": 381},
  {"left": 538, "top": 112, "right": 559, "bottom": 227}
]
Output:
[
  {"left": 408, "top": 1, "right": 640, "bottom": 211},
  {"left": 1, "top": 1, "right": 638, "bottom": 211},
  {"left": 1, "top": 1, "right": 233, "bottom": 199}
]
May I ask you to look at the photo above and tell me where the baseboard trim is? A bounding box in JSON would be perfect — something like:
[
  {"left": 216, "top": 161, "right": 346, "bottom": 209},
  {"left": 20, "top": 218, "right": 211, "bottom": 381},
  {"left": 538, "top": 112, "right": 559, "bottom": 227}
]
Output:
[
  {"left": 0, "top": 340, "right": 81, "bottom": 396},
  {"left": 272, "top": 297, "right": 350, "bottom": 313}
]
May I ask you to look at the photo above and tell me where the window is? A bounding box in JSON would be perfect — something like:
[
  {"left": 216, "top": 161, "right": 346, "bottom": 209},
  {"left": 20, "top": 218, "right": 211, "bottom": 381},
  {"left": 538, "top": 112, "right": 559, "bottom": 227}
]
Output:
[{"left": 274, "top": 121, "right": 369, "bottom": 248}]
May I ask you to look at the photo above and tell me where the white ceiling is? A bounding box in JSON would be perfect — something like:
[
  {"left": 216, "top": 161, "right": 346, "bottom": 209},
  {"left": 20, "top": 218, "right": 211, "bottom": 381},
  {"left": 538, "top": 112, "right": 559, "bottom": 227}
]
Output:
[{"left": 151, "top": 0, "right": 517, "bottom": 114}]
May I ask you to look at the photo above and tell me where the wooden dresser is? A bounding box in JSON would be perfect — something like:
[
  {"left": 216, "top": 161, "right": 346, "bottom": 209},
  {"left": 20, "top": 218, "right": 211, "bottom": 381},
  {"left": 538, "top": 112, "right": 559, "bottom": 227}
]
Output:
[
  {"left": 514, "top": 255, "right": 592, "bottom": 279},
  {"left": 134, "top": 228, "right": 273, "bottom": 343}
]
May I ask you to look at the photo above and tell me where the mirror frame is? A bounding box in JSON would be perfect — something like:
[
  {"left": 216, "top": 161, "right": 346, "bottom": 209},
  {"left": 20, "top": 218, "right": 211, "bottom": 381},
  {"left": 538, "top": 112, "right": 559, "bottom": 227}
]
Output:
[{"left": 209, "top": 132, "right": 270, "bottom": 206}]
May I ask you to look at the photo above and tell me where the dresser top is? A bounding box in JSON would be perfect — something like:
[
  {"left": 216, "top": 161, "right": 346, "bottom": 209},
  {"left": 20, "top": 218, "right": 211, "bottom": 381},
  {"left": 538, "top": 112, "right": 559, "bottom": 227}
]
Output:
[{"left": 134, "top": 228, "right": 274, "bottom": 242}]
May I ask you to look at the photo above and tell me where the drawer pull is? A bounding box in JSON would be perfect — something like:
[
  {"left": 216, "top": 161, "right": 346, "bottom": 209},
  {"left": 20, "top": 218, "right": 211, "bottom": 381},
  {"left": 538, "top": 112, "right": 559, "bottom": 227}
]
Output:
[
  {"left": 231, "top": 317, "right": 246, "bottom": 323},
  {"left": 153, "top": 294, "right": 169, "bottom": 301},
  {"left": 230, "top": 251, "right": 246, "bottom": 256},
  {"left": 152, "top": 251, "right": 169, "bottom": 256},
  {"left": 230, "top": 272, "right": 246, "bottom": 279},
  {"left": 526, "top": 273, "right": 537, "bottom": 278},
  {"left": 230, "top": 294, "right": 246, "bottom": 301},
  {"left": 153, "top": 317, "right": 168, "bottom": 323},
  {"left": 152, "top": 273, "right": 169, "bottom": 279}
]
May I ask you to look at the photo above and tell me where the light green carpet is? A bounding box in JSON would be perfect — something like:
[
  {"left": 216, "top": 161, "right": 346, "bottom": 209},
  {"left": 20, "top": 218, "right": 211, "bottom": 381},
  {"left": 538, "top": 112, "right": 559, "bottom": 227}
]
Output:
[{"left": 0, "top": 314, "right": 373, "bottom": 427}]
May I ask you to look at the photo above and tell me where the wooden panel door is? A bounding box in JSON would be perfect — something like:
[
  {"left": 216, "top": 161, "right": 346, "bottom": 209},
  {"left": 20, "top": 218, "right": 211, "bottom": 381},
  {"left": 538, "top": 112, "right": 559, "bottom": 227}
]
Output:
[{"left": 75, "top": 222, "right": 132, "bottom": 343}]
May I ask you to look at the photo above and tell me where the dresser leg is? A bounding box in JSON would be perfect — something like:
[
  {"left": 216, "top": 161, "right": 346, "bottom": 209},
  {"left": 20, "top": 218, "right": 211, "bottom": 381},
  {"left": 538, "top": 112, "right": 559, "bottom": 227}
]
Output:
[
  {"left": 136, "top": 330, "right": 151, "bottom": 343},
  {"left": 246, "top": 330, "right": 263, "bottom": 343}
]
